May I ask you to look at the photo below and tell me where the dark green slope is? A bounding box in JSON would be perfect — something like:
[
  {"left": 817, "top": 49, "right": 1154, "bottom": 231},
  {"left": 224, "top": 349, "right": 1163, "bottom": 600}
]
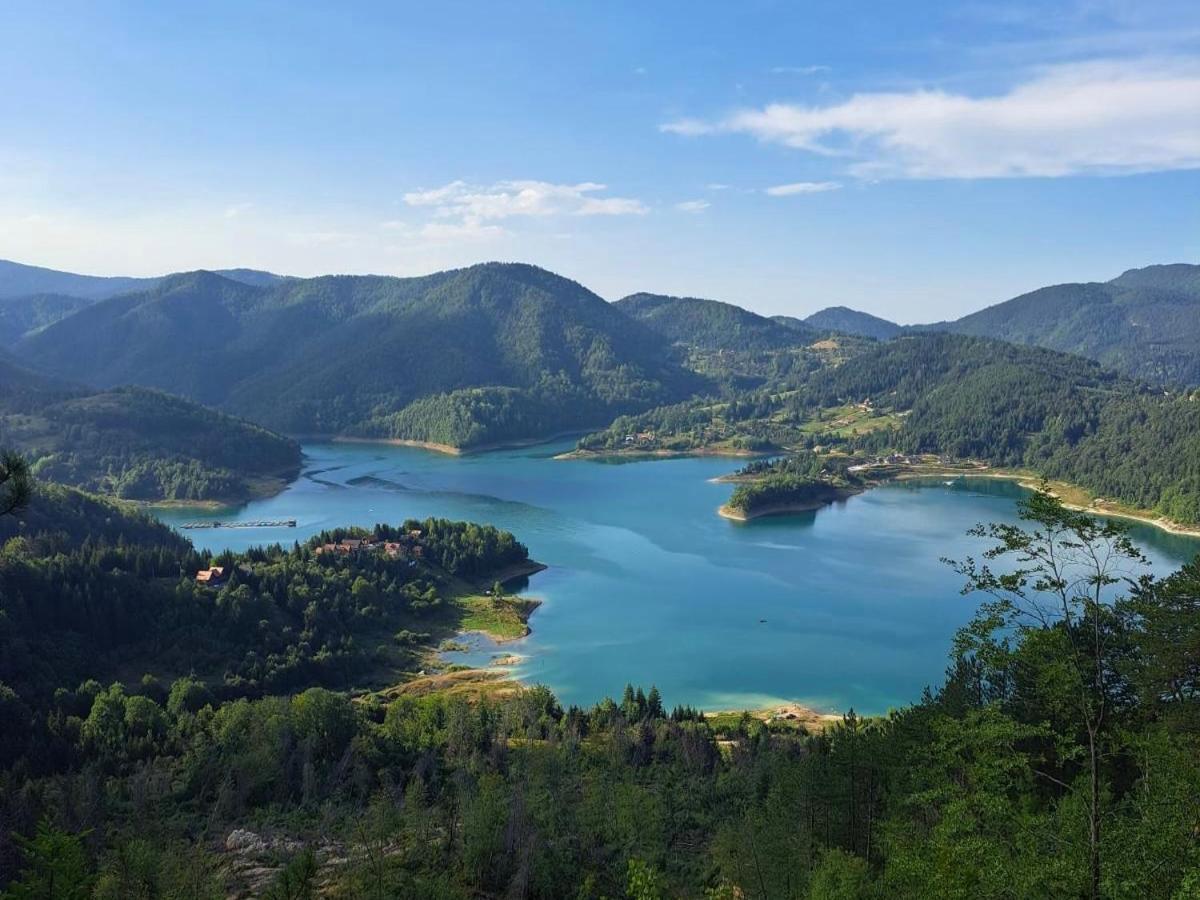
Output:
[
  {"left": 0, "top": 352, "right": 300, "bottom": 502},
  {"left": 616, "top": 292, "right": 815, "bottom": 350},
  {"left": 19, "top": 263, "right": 699, "bottom": 446},
  {"left": 808, "top": 333, "right": 1200, "bottom": 521},
  {"left": 800, "top": 306, "right": 902, "bottom": 340},
  {"left": 927, "top": 263, "right": 1200, "bottom": 386},
  {"left": 0, "top": 293, "right": 94, "bottom": 345},
  {"left": 0, "top": 258, "right": 285, "bottom": 301}
]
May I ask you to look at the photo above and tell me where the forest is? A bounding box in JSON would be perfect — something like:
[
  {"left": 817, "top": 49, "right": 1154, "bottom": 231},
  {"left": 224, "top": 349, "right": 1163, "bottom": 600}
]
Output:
[
  {"left": 0, "top": 465, "right": 1198, "bottom": 898},
  {"left": 0, "top": 355, "right": 301, "bottom": 503}
]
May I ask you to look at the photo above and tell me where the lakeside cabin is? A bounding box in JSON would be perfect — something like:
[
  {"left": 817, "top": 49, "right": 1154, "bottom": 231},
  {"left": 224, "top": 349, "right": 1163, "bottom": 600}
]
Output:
[
  {"left": 314, "top": 531, "right": 426, "bottom": 561},
  {"left": 195, "top": 566, "right": 228, "bottom": 587}
]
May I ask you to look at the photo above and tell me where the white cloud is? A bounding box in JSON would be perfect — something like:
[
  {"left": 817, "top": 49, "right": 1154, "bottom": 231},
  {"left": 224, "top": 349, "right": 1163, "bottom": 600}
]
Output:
[
  {"left": 662, "top": 59, "right": 1200, "bottom": 178},
  {"left": 403, "top": 179, "right": 647, "bottom": 223},
  {"left": 764, "top": 181, "right": 842, "bottom": 196},
  {"left": 675, "top": 199, "right": 711, "bottom": 213}
]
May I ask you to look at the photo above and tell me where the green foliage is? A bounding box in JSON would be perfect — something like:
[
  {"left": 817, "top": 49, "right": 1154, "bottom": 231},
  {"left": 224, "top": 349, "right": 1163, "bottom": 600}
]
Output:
[
  {"left": 0, "top": 356, "right": 300, "bottom": 502},
  {"left": 928, "top": 263, "right": 1200, "bottom": 387},
  {"left": 18, "top": 264, "right": 699, "bottom": 443},
  {"left": 1, "top": 819, "right": 92, "bottom": 900},
  {"left": 616, "top": 292, "right": 815, "bottom": 350}
]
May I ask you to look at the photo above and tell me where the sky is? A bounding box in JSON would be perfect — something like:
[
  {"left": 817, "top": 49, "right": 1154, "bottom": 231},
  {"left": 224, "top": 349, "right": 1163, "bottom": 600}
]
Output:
[{"left": 2, "top": 0, "right": 1199, "bottom": 322}]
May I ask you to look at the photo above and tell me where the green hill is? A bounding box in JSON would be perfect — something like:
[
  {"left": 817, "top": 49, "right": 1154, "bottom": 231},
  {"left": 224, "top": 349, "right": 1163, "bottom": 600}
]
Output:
[
  {"left": 18, "top": 263, "right": 700, "bottom": 447},
  {"left": 805, "top": 333, "right": 1200, "bottom": 521},
  {"left": 927, "top": 263, "right": 1200, "bottom": 386},
  {"left": 0, "top": 293, "right": 94, "bottom": 345},
  {"left": 0, "top": 258, "right": 285, "bottom": 301},
  {"left": 799, "top": 306, "right": 902, "bottom": 340},
  {"left": 616, "top": 291, "right": 816, "bottom": 350},
  {"left": 0, "top": 354, "right": 300, "bottom": 502}
]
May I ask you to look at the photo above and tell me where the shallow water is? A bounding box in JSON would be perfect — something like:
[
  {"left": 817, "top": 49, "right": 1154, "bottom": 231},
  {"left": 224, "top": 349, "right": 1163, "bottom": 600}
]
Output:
[{"left": 155, "top": 442, "right": 1199, "bottom": 713}]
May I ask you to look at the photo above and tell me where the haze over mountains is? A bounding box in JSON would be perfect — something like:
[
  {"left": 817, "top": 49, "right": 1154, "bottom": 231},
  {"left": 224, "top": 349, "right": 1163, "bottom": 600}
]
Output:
[
  {"left": 4, "top": 258, "right": 1199, "bottom": 469},
  {"left": 14, "top": 263, "right": 698, "bottom": 447}
]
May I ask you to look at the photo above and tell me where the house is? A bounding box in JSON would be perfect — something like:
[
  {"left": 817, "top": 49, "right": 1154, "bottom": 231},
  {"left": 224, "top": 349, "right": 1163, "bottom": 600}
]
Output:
[
  {"left": 195, "top": 566, "right": 228, "bottom": 586},
  {"left": 383, "top": 542, "right": 405, "bottom": 559}
]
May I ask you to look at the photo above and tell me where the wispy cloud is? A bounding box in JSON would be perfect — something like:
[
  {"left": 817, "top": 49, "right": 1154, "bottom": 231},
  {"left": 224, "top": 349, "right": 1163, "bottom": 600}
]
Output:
[
  {"left": 224, "top": 202, "right": 254, "bottom": 219},
  {"left": 764, "top": 181, "right": 841, "bottom": 196},
  {"left": 770, "top": 65, "right": 830, "bottom": 75},
  {"left": 404, "top": 179, "right": 647, "bottom": 221},
  {"left": 662, "top": 58, "right": 1200, "bottom": 178},
  {"left": 675, "top": 199, "right": 711, "bottom": 213}
]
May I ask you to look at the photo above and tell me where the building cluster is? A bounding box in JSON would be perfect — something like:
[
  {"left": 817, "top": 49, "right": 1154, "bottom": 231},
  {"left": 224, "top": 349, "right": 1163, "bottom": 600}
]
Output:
[
  {"left": 313, "top": 530, "right": 425, "bottom": 564},
  {"left": 195, "top": 531, "right": 428, "bottom": 584}
]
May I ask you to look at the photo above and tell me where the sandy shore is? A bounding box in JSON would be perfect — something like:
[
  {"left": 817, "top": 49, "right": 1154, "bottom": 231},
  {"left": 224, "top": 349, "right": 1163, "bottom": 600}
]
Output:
[
  {"left": 329, "top": 428, "right": 599, "bottom": 457},
  {"left": 557, "top": 446, "right": 767, "bottom": 461},
  {"left": 897, "top": 469, "right": 1200, "bottom": 538}
]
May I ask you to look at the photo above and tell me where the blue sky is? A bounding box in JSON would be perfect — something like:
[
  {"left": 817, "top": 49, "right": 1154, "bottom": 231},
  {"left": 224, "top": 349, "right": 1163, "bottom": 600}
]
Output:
[{"left": 2, "top": 0, "right": 1199, "bottom": 321}]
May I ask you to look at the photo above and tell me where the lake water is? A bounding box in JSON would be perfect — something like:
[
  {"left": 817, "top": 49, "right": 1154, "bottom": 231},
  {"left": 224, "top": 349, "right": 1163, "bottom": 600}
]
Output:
[{"left": 155, "top": 441, "right": 1199, "bottom": 714}]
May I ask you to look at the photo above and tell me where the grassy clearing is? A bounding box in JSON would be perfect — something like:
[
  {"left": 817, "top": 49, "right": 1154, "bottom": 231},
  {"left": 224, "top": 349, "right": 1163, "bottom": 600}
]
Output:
[{"left": 454, "top": 594, "right": 541, "bottom": 641}]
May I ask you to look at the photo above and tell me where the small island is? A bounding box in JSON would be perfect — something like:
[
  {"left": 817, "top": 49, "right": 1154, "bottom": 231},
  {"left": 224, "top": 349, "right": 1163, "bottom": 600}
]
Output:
[{"left": 718, "top": 453, "right": 865, "bottom": 521}]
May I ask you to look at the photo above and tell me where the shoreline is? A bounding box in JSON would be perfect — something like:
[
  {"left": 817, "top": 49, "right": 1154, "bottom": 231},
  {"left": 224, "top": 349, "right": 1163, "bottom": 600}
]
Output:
[
  {"left": 557, "top": 445, "right": 768, "bottom": 462},
  {"left": 717, "top": 484, "right": 865, "bottom": 523},
  {"left": 326, "top": 428, "right": 600, "bottom": 457},
  {"left": 895, "top": 469, "right": 1200, "bottom": 538}
]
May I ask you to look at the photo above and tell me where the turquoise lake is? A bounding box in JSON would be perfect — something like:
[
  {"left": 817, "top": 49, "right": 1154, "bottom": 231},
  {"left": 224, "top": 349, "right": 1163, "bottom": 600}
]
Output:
[{"left": 155, "top": 441, "right": 1200, "bottom": 714}]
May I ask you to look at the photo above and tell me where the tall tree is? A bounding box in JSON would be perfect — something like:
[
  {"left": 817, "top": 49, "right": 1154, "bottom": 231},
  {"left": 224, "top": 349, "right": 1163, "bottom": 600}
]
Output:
[
  {"left": 947, "top": 485, "right": 1147, "bottom": 900},
  {"left": 0, "top": 450, "right": 30, "bottom": 517}
]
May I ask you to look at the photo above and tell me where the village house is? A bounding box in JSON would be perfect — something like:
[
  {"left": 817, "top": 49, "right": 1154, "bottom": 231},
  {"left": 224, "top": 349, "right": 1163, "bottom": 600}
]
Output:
[{"left": 195, "top": 566, "right": 228, "bottom": 586}]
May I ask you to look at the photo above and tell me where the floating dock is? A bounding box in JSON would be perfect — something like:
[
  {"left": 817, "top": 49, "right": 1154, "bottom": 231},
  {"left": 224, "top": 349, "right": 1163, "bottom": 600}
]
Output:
[{"left": 179, "top": 519, "right": 297, "bottom": 530}]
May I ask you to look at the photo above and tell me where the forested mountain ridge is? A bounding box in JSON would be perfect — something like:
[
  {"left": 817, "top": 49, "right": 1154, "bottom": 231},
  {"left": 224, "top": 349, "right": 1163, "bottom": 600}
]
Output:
[
  {"left": 0, "top": 352, "right": 300, "bottom": 502},
  {"left": 0, "top": 257, "right": 285, "bottom": 301},
  {"left": 18, "top": 264, "right": 701, "bottom": 447},
  {"left": 615, "top": 291, "right": 817, "bottom": 350},
  {"left": 797, "top": 306, "right": 902, "bottom": 340},
  {"left": 802, "top": 333, "right": 1200, "bottom": 521},
  {"left": 925, "top": 263, "right": 1200, "bottom": 386}
]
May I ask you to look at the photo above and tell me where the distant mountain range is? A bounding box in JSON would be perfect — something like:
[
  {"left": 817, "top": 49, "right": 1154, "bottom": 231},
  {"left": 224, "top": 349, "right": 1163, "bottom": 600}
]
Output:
[
  {"left": 0, "top": 260, "right": 288, "bottom": 344},
  {"left": 14, "top": 263, "right": 699, "bottom": 447},
  {"left": 4, "top": 258, "right": 1199, "bottom": 467},
  {"left": 624, "top": 264, "right": 1200, "bottom": 387},
  {"left": 916, "top": 264, "right": 1200, "bottom": 387}
]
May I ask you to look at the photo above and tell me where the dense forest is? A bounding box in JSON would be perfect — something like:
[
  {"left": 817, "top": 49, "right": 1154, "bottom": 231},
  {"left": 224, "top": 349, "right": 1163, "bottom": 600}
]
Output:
[
  {"left": 16, "top": 265, "right": 700, "bottom": 444},
  {"left": 0, "top": 483, "right": 531, "bottom": 706},
  {"left": 615, "top": 292, "right": 816, "bottom": 350},
  {"left": 0, "top": 355, "right": 300, "bottom": 502},
  {"left": 922, "top": 263, "right": 1200, "bottom": 387},
  {"left": 1, "top": 469, "right": 1198, "bottom": 897}
]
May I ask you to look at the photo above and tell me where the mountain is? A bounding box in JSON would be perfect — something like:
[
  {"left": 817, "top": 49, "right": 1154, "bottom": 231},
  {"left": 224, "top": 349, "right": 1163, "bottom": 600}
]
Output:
[
  {"left": 615, "top": 292, "right": 816, "bottom": 350},
  {"left": 0, "top": 258, "right": 287, "bottom": 301},
  {"left": 927, "top": 263, "right": 1200, "bottom": 386},
  {"left": 799, "top": 306, "right": 902, "bottom": 340},
  {"left": 17, "top": 263, "right": 699, "bottom": 448},
  {"left": 0, "top": 352, "right": 300, "bottom": 502},
  {"left": 0, "top": 293, "right": 94, "bottom": 345}
]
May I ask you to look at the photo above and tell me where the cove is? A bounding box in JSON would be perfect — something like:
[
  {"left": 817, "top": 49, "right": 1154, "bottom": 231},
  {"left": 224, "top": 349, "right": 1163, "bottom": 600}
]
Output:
[{"left": 154, "top": 441, "right": 1199, "bottom": 714}]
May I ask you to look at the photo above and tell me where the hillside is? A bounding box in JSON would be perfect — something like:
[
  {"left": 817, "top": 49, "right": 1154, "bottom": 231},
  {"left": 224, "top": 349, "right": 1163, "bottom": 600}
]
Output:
[
  {"left": 799, "top": 306, "right": 902, "bottom": 340},
  {"left": 0, "top": 354, "right": 300, "bottom": 502},
  {"left": 616, "top": 291, "right": 816, "bottom": 350},
  {"left": 0, "top": 258, "right": 285, "bottom": 301},
  {"left": 0, "top": 293, "right": 94, "bottom": 345},
  {"left": 803, "top": 333, "right": 1200, "bottom": 521},
  {"left": 18, "top": 263, "right": 700, "bottom": 447},
  {"left": 927, "top": 263, "right": 1200, "bottom": 386}
]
